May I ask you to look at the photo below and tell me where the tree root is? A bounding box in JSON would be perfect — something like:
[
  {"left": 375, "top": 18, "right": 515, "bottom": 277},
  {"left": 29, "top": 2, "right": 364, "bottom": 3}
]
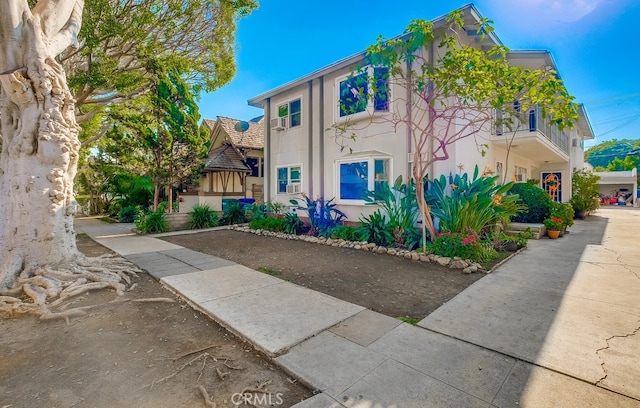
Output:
[
  {"left": 0, "top": 255, "right": 142, "bottom": 322},
  {"left": 131, "top": 297, "right": 175, "bottom": 304},
  {"left": 198, "top": 385, "right": 216, "bottom": 408}
]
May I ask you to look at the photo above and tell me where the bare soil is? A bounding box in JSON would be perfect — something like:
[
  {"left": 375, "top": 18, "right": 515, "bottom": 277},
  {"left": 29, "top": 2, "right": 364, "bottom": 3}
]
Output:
[
  {"left": 161, "top": 229, "right": 484, "bottom": 320},
  {"left": 0, "top": 235, "right": 311, "bottom": 408}
]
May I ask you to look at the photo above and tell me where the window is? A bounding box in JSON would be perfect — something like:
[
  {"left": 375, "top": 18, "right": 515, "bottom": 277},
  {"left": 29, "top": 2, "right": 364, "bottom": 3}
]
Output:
[
  {"left": 276, "top": 165, "right": 301, "bottom": 194},
  {"left": 496, "top": 161, "right": 504, "bottom": 180},
  {"left": 514, "top": 166, "right": 527, "bottom": 182},
  {"left": 338, "top": 67, "right": 389, "bottom": 118},
  {"left": 246, "top": 157, "right": 261, "bottom": 177},
  {"left": 276, "top": 98, "right": 301, "bottom": 128},
  {"left": 338, "top": 157, "right": 390, "bottom": 202}
]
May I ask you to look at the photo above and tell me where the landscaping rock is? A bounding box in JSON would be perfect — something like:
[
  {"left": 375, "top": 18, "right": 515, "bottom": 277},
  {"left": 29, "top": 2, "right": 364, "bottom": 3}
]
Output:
[
  {"left": 449, "top": 259, "right": 469, "bottom": 269},
  {"left": 404, "top": 252, "right": 413, "bottom": 260},
  {"left": 462, "top": 267, "right": 474, "bottom": 274},
  {"left": 419, "top": 255, "right": 430, "bottom": 263},
  {"left": 411, "top": 252, "right": 420, "bottom": 261},
  {"left": 435, "top": 256, "right": 451, "bottom": 266},
  {"left": 377, "top": 247, "right": 387, "bottom": 254},
  {"left": 387, "top": 249, "right": 396, "bottom": 256}
]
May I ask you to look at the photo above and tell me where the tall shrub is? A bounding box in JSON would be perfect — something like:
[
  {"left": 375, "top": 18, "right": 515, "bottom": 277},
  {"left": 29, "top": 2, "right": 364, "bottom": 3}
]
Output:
[{"left": 508, "top": 183, "right": 553, "bottom": 223}]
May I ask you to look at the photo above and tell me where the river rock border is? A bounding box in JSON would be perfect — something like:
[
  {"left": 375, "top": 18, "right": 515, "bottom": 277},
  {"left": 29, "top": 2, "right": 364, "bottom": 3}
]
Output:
[{"left": 230, "top": 225, "right": 489, "bottom": 274}]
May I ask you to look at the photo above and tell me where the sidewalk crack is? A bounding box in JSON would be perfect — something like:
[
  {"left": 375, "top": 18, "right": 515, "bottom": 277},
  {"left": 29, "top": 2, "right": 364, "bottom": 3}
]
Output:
[{"left": 595, "top": 322, "right": 640, "bottom": 386}]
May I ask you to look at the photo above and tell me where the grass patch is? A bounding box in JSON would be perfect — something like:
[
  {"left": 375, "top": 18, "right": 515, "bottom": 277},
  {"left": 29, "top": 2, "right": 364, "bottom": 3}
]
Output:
[
  {"left": 257, "top": 266, "right": 281, "bottom": 276},
  {"left": 397, "top": 316, "right": 420, "bottom": 325}
]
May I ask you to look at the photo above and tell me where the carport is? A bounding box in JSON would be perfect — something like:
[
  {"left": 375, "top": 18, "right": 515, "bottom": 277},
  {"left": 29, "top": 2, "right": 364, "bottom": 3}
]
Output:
[{"left": 594, "top": 168, "right": 638, "bottom": 207}]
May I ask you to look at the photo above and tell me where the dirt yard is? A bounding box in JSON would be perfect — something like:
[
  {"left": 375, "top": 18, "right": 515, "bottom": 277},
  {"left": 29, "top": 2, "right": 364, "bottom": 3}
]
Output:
[
  {"left": 161, "top": 229, "right": 484, "bottom": 320},
  {"left": 0, "top": 235, "right": 311, "bottom": 408}
]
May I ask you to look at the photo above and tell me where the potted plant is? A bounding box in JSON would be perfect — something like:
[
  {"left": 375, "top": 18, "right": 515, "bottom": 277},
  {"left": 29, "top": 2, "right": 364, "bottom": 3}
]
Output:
[
  {"left": 550, "top": 202, "right": 574, "bottom": 235},
  {"left": 543, "top": 216, "right": 564, "bottom": 239}
]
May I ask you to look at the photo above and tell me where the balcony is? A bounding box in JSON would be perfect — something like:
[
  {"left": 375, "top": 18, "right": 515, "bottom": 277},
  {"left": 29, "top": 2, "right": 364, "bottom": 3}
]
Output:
[{"left": 492, "top": 106, "right": 570, "bottom": 164}]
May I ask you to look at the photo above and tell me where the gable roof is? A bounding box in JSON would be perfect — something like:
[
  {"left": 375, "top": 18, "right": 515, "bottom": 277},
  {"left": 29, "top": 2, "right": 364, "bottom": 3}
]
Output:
[
  {"left": 217, "top": 116, "right": 264, "bottom": 149},
  {"left": 204, "top": 144, "right": 251, "bottom": 172}
]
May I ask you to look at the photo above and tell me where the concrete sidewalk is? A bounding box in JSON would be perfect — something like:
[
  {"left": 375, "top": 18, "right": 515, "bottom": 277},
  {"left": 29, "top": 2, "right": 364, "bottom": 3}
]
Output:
[{"left": 76, "top": 209, "right": 640, "bottom": 407}]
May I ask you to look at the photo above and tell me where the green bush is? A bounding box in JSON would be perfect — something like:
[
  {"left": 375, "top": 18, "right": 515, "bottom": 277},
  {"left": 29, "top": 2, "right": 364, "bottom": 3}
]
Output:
[
  {"left": 428, "top": 232, "right": 497, "bottom": 262},
  {"left": 135, "top": 208, "right": 168, "bottom": 234},
  {"left": 508, "top": 183, "right": 553, "bottom": 223},
  {"left": 283, "top": 213, "right": 304, "bottom": 235},
  {"left": 249, "top": 217, "right": 285, "bottom": 232},
  {"left": 221, "top": 202, "right": 247, "bottom": 225},
  {"left": 550, "top": 202, "right": 574, "bottom": 228},
  {"left": 118, "top": 205, "right": 138, "bottom": 223},
  {"left": 357, "top": 211, "right": 394, "bottom": 247},
  {"left": 570, "top": 169, "right": 601, "bottom": 213},
  {"left": 330, "top": 225, "right": 362, "bottom": 241},
  {"left": 189, "top": 204, "right": 219, "bottom": 229}
]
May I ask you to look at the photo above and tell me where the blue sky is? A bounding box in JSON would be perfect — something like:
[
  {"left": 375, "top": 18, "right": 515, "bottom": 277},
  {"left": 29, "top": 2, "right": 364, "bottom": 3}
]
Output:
[{"left": 198, "top": 0, "right": 640, "bottom": 149}]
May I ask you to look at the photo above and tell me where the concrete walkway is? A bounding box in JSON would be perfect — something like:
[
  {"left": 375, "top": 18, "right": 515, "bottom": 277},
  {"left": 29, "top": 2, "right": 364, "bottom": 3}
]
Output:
[{"left": 76, "top": 209, "right": 640, "bottom": 407}]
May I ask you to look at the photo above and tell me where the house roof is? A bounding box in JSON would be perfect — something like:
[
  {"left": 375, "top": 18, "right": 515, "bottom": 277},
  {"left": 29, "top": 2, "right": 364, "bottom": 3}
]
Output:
[
  {"left": 203, "top": 144, "right": 251, "bottom": 172},
  {"left": 217, "top": 116, "right": 264, "bottom": 149},
  {"left": 247, "top": 3, "right": 498, "bottom": 108}
]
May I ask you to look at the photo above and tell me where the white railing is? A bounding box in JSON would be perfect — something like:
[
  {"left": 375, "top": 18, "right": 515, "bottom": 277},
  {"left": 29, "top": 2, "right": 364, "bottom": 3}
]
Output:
[{"left": 494, "top": 106, "right": 569, "bottom": 154}]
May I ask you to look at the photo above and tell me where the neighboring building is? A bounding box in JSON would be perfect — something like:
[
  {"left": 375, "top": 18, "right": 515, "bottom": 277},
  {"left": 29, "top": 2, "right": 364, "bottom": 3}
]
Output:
[
  {"left": 593, "top": 168, "right": 638, "bottom": 207},
  {"left": 180, "top": 116, "right": 264, "bottom": 212},
  {"left": 247, "top": 4, "right": 594, "bottom": 221}
]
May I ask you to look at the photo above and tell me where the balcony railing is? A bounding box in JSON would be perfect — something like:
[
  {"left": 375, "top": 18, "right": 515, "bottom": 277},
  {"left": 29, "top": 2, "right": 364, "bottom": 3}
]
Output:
[{"left": 494, "top": 106, "right": 569, "bottom": 154}]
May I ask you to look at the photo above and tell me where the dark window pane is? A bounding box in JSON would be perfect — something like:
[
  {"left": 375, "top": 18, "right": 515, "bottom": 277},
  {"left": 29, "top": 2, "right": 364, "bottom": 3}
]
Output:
[
  {"left": 246, "top": 157, "right": 259, "bottom": 177},
  {"left": 339, "top": 161, "right": 368, "bottom": 200},
  {"left": 339, "top": 73, "right": 368, "bottom": 117},
  {"left": 290, "top": 99, "right": 301, "bottom": 114},
  {"left": 277, "top": 167, "right": 288, "bottom": 193},
  {"left": 374, "top": 67, "right": 389, "bottom": 111},
  {"left": 290, "top": 112, "right": 301, "bottom": 127}
]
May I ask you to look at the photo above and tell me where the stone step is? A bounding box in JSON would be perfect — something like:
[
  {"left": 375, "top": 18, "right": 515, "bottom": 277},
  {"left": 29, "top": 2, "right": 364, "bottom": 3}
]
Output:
[{"left": 505, "top": 222, "right": 545, "bottom": 239}]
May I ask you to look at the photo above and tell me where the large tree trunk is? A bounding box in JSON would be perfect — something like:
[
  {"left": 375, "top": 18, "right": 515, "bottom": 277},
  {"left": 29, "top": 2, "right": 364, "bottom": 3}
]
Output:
[{"left": 0, "top": 1, "right": 135, "bottom": 315}]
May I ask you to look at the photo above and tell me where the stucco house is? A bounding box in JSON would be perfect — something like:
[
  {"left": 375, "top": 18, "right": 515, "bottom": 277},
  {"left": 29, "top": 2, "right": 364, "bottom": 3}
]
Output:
[
  {"left": 179, "top": 116, "right": 264, "bottom": 212},
  {"left": 247, "top": 4, "right": 594, "bottom": 221}
]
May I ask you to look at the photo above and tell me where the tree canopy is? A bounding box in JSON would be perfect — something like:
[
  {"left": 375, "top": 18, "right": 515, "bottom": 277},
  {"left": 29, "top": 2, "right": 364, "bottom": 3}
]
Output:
[{"left": 62, "top": 0, "right": 257, "bottom": 144}]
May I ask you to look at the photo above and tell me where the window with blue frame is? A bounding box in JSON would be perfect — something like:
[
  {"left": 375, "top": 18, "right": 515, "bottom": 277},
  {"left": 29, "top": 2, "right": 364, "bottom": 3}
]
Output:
[
  {"left": 338, "top": 158, "right": 389, "bottom": 201},
  {"left": 338, "top": 67, "right": 389, "bottom": 117}
]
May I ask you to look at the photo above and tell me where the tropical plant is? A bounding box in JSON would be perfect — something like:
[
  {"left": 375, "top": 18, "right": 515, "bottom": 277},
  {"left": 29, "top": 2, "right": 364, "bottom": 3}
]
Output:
[
  {"left": 426, "top": 166, "right": 525, "bottom": 235},
  {"left": 221, "top": 201, "right": 247, "bottom": 225},
  {"left": 290, "top": 194, "right": 347, "bottom": 237},
  {"left": 118, "top": 206, "right": 138, "bottom": 223},
  {"left": 265, "top": 201, "right": 287, "bottom": 215},
  {"left": 357, "top": 211, "right": 394, "bottom": 247},
  {"left": 189, "top": 204, "right": 219, "bottom": 229},
  {"left": 245, "top": 203, "right": 266, "bottom": 222},
  {"left": 508, "top": 183, "right": 553, "bottom": 223},
  {"left": 283, "top": 213, "right": 305, "bottom": 235},
  {"left": 363, "top": 176, "right": 420, "bottom": 247}
]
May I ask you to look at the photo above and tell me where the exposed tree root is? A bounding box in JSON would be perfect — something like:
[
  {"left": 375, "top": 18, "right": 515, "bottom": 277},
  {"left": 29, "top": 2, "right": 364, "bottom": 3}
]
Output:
[
  {"left": 131, "top": 297, "right": 175, "bottom": 304},
  {"left": 198, "top": 385, "right": 216, "bottom": 408},
  {"left": 0, "top": 254, "right": 142, "bottom": 322}
]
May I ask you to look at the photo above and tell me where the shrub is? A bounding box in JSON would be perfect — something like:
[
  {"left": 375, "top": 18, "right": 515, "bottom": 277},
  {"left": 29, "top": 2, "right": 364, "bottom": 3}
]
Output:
[
  {"left": 135, "top": 208, "right": 168, "bottom": 234},
  {"left": 118, "top": 205, "right": 138, "bottom": 223},
  {"left": 550, "top": 202, "right": 574, "bottom": 228},
  {"left": 570, "top": 169, "right": 601, "bottom": 213},
  {"left": 357, "top": 211, "right": 394, "bottom": 247},
  {"left": 508, "top": 183, "right": 553, "bottom": 223},
  {"left": 189, "top": 204, "right": 219, "bottom": 229},
  {"left": 283, "top": 213, "right": 304, "bottom": 235},
  {"left": 330, "top": 225, "right": 362, "bottom": 241},
  {"left": 221, "top": 201, "right": 247, "bottom": 225},
  {"left": 428, "top": 232, "right": 497, "bottom": 262},
  {"left": 543, "top": 216, "right": 564, "bottom": 231},
  {"left": 249, "top": 217, "right": 285, "bottom": 232}
]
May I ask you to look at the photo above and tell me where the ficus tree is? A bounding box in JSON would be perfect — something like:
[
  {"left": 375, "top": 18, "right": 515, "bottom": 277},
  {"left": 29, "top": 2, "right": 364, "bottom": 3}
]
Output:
[
  {"left": 332, "top": 10, "right": 579, "bottom": 247},
  {"left": 0, "top": 0, "right": 253, "bottom": 316}
]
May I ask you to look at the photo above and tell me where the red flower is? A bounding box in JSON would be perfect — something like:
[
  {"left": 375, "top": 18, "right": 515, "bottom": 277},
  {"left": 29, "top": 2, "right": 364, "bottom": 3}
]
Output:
[{"left": 462, "top": 238, "right": 470, "bottom": 245}]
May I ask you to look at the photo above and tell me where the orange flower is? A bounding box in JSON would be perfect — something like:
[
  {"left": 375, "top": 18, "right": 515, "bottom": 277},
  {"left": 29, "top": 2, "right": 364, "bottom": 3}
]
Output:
[{"left": 493, "top": 195, "right": 502, "bottom": 205}]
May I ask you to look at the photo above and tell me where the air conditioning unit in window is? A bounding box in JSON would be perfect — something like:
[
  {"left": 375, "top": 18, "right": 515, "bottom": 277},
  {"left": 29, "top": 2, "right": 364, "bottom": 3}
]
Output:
[
  {"left": 270, "top": 117, "right": 288, "bottom": 131},
  {"left": 286, "top": 183, "right": 301, "bottom": 194}
]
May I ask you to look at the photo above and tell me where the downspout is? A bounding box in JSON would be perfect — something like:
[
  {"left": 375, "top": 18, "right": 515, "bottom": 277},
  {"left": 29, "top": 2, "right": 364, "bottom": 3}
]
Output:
[
  {"left": 308, "top": 80, "right": 314, "bottom": 196},
  {"left": 319, "top": 76, "right": 325, "bottom": 197},
  {"left": 265, "top": 97, "right": 271, "bottom": 203}
]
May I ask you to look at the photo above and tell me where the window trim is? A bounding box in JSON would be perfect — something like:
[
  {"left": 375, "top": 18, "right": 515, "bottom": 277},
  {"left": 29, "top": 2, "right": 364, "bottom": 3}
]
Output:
[
  {"left": 335, "top": 155, "right": 392, "bottom": 205},
  {"left": 275, "top": 97, "right": 302, "bottom": 129},
  {"left": 275, "top": 163, "right": 302, "bottom": 195},
  {"left": 334, "top": 66, "right": 391, "bottom": 123}
]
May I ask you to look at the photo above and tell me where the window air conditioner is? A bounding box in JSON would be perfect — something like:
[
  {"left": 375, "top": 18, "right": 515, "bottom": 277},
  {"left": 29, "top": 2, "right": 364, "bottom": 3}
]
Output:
[
  {"left": 270, "top": 117, "right": 287, "bottom": 131},
  {"left": 286, "top": 183, "right": 301, "bottom": 194}
]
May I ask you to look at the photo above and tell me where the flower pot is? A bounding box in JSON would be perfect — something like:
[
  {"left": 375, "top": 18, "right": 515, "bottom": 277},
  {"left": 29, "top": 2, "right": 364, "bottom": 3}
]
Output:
[{"left": 547, "top": 230, "right": 560, "bottom": 239}]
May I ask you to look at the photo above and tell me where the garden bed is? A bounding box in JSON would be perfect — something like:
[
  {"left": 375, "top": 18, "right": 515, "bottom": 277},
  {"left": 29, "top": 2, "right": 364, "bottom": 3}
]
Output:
[{"left": 160, "top": 229, "right": 490, "bottom": 320}]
